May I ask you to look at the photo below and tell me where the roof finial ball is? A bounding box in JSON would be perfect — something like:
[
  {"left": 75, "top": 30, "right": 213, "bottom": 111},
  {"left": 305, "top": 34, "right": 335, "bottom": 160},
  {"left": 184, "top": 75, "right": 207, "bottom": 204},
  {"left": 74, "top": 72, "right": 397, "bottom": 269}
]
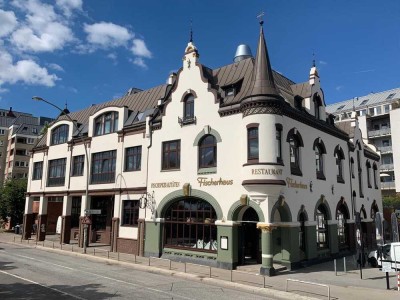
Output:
[{"left": 257, "top": 11, "right": 265, "bottom": 26}]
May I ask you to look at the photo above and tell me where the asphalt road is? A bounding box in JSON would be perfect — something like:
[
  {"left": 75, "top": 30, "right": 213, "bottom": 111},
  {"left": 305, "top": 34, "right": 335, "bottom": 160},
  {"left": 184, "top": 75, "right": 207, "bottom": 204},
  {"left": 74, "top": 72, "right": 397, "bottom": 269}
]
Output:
[{"left": 0, "top": 243, "right": 271, "bottom": 300}]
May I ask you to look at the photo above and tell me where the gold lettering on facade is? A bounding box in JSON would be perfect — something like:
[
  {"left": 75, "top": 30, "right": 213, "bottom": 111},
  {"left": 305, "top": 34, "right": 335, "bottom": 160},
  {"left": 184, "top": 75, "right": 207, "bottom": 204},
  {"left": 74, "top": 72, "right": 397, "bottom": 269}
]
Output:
[
  {"left": 151, "top": 181, "right": 181, "bottom": 188},
  {"left": 286, "top": 177, "right": 308, "bottom": 189},
  {"left": 251, "top": 168, "right": 283, "bottom": 175},
  {"left": 197, "top": 177, "right": 234, "bottom": 187}
]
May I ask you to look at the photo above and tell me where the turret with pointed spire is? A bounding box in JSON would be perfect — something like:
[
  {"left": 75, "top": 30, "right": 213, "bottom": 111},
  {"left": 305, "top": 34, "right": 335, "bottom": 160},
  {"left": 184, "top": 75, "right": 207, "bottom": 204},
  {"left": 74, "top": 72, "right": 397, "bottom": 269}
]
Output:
[{"left": 242, "top": 20, "right": 283, "bottom": 104}]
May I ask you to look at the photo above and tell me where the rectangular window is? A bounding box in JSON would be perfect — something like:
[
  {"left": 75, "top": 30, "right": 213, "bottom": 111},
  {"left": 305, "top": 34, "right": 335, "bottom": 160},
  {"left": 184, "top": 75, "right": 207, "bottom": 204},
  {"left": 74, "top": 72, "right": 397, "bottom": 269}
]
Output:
[
  {"left": 384, "top": 104, "right": 390, "bottom": 113},
  {"left": 162, "top": 140, "right": 180, "bottom": 170},
  {"left": 316, "top": 214, "right": 328, "bottom": 249},
  {"left": 33, "top": 161, "right": 43, "bottom": 180},
  {"left": 376, "top": 106, "right": 382, "bottom": 115},
  {"left": 27, "top": 138, "right": 35, "bottom": 144},
  {"left": 247, "top": 127, "right": 259, "bottom": 161},
  {"left": 47, "top": 158, "right": 67, "bottom": 186},
  {"left": 121, "top": 200, "right": 140, "bottom": 226},
  {"left": 0, "top": 129, "right": 4, "bottom": 135},
  {"left": 369, "top": 107, "right": 375, "bottom": 116},
  {"left": 71, "top": 196, "right": 81, "bottom": 228},
  {"left": 125, "top": 146, "right": 142, "bottom": 171},
  {"left": 91, "top": 150, "right": 117, "bottom": 184},
  {"left": 72, "top": 155, "right": 85, "bottom": 176}
]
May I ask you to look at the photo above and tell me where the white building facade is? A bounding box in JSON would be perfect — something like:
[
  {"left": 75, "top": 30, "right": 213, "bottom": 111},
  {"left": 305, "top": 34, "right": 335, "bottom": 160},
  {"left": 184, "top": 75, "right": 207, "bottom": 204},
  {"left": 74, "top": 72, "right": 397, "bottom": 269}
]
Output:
[{"left": 24, "top": 23, "right": 382, "bottom": 275}]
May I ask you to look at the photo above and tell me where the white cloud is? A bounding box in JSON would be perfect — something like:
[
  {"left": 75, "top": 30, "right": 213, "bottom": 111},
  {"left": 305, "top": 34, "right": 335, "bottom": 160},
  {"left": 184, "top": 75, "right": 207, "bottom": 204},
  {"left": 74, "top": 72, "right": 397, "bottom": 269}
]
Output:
[
  {"left": 47, "top": 63, "right": 64, "bottom": 72},
  {"left": 319, "top": 60, "right": 327, "bottom": 65},
  {"left": 131, "top": 57, "right": 147, "bottom": 69},
  {"left": 0, "top": 9, "right": 18, "bottom": 37},
  {"left": 84, "top": 22, "right": 133, "bottom": 49},
  {"left": 131, "top": 39, "right": 152, "bottom": 58},
  {"left": 10, "top": 0, "right": 75, "bottom": 53},
  {"left": 0, "top": 87, "right": 9, "bottom": 93},
  {"left": 107, "top": 52, "right": 118, "bottom": 64},
  {"left": 56, "top": 0, "right": 82, "bottom": 18},
  {"left": 11, "top": 23, "right": 74, "bottom": 52},
  {"left": 336, "top": 85, "right": 344, "bottom": 91},
  {"left": 0, "top": 49, "right": 59, "bottom": 87}
]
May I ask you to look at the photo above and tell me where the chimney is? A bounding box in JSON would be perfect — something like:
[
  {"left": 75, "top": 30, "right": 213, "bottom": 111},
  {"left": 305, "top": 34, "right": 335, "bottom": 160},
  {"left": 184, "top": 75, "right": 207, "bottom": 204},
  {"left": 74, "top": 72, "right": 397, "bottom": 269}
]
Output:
[{"left": 7, "top": 107, "right": 16, "bottom": 118}]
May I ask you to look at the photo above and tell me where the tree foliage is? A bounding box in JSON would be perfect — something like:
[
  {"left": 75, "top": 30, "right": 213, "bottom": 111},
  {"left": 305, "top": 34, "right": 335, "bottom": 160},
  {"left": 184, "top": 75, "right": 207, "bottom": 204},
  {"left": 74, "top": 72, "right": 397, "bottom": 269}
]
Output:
[
  {"left": 383, "top": 194, "right": 400, "bottom": 209},
  {"left": 0, "top": 178, "right": 27, "bottom": 227}
]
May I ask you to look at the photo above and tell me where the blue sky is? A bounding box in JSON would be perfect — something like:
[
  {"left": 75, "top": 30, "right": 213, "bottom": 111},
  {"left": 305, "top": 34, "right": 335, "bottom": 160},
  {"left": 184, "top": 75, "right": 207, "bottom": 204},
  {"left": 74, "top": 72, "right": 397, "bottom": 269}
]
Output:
[{"left": 1, "top": 0, "right": 399, "bottom": 118}]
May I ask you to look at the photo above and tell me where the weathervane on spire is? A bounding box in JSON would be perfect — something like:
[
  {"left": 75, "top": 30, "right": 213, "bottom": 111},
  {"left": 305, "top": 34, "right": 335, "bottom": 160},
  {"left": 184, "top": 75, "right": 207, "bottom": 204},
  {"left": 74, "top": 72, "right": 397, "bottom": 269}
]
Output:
[
  {"left": 189, "top": 19, "right": 193, "bottom": 42},
  {"left": 312, "top": 50, "right": 316, "bottom": 67},
  {"left": 257, "top": 11, "right": 265, "bottom": 25}
]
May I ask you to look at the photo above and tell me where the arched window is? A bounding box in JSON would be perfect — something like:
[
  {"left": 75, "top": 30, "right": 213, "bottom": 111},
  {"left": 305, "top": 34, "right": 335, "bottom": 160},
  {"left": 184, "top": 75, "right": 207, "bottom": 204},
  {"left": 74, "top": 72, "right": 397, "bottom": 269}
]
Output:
[
  {"left": 51, "top": 124, "right": 69, "bottom": 145},
  {"left": 356, "top": 142, "right": 364, "bottom": 197},
  {"left": 184, "top": 94, "right": 195, "bottom": 120},
  {"left": 350, "top": 157, "right": 355, "bottom": 178},
  {"left": 94, "top": 111, "right": 119, "bottom": 136},
  {"left": 287, "top": 129, "right": 303, "bottom": 176},
  {"left": 373, "top": 163, "right": 378, "bottom": 189},
  {"left": 164, "top": 198, "right": 217, "bottom": 252},
  {"left": 298, "top": 211, "right": 307, "bottom": 251},
  {"left": 313, "top": 94, "right": 322, "bottom": 120},
  {"left": 334, "top": 146, "right": 345, "bottom": 183},
  {"left": 316, "top": 204, "right": 329, "bottom": 249},
  {"left": 366, "top": 160, "right": 372, "bottom": 188},
  {"left": 199, "top": 135, "right": 217, "bottom": 168},
  {"left": 371, "top": 200, "right": 379, "bottom": 219},
  {"left": 313, "top": 138, "right": 326, "bottom": 180},
  {"left": 336, "top": 199, "right": 350, "bottom": 249},
  {"left": 247, "top": 125, "right": 259, "bottom": 162}
]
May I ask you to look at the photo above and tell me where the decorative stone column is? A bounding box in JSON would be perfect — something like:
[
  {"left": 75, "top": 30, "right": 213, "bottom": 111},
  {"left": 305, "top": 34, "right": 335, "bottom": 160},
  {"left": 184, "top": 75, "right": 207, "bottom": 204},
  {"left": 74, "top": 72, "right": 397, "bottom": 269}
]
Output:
[
  {"left": 23, "top": 196, "right": 34, "bottom": 240},
  {"left": 257, "top": 223, "right": 276, "bottom": 276},
  {"left": 78, "top": 195, "right": 89, "bottom": 248}
]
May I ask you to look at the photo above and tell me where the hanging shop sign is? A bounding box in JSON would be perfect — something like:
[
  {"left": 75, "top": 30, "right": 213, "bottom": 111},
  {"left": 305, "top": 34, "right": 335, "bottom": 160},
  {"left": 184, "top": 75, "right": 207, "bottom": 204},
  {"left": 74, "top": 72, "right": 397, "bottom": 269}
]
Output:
[
  {"left": 197, "top": 177, "right": 233, "bottom": 187},
  {"left": 251, "top": 168, "right": 283, "bottom": 175},
  {"left": 286, "top": 177, "right": 308, "bottom": 189},
  {"left": 151, "top": 181, "right": 181, "bottom": 188}
]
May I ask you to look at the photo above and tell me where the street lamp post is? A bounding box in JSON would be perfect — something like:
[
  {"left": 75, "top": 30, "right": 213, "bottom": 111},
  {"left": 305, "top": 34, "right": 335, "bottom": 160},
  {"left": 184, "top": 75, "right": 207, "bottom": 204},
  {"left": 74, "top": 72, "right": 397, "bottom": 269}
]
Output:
[{"left": 32, "top": 96, "right": 90, "bottom": 254}]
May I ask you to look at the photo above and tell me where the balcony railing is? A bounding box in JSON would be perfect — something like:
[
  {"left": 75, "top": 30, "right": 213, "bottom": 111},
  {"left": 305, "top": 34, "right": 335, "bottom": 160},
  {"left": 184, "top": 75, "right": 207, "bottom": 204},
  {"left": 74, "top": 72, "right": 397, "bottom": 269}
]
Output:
[
  {"left": 380, "top": 164, "right": 394, "bottom": 171},
  {"left": 368, "top": 128, "right": 391, "bottom": 138},
  {"left": 380, "top": 181, "right": 395, "bottom": 190},
  {"left": 91, "top": 172, "right": 115, "bottom": 184},
  {"left": 378, "top": 146, "right": 392, "bottom": 154},
  {"left": 47, "top": 177, "right": 65, "bottom": 187}
]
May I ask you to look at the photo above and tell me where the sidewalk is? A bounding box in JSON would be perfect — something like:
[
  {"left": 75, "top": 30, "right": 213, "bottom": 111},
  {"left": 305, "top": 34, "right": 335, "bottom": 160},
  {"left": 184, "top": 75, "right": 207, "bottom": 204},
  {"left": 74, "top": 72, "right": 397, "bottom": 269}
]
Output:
[{"left": 1, "top": 232, "right": 399, "bottom": 300}]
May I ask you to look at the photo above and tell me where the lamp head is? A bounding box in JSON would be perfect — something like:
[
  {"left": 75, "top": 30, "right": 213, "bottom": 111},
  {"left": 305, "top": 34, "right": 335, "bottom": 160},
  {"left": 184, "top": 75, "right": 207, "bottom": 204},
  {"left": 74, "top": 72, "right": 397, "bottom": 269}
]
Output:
[{"left": 32, "top": 96, "right": 44, "bottom": 101}]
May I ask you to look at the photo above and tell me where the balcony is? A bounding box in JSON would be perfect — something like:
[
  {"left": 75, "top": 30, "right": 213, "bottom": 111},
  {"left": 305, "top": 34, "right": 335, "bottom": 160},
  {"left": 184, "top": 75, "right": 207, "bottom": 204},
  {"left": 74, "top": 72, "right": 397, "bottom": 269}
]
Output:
[
  {"left": 368, "top": 128, "right": 391, "bottom": 138},
  {"left": 381, "top": 181, "right": 395, "bottom": 190},
  {"left": 380, "top": 164, "right": 394, "bottom": 171},
  {"left": 378, "top": 146, "right": 392, "bottom": 154}
]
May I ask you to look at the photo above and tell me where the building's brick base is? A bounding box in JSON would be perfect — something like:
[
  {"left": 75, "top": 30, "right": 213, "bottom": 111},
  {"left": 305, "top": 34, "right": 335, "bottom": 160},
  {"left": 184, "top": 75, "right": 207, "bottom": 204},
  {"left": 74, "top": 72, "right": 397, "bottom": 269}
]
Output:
[{"left": 116, "top": 238, "right": 138, "bottom": 255}]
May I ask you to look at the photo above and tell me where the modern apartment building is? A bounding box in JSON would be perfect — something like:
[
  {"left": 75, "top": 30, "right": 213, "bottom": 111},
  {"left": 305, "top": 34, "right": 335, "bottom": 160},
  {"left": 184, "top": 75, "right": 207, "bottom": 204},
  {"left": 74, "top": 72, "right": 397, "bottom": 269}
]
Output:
[
  {"left": 0, "top": 107, "right": 52, "bottom": 184},
  {"left": 326, "top": 88, "right": 400, "bottom": 195}
]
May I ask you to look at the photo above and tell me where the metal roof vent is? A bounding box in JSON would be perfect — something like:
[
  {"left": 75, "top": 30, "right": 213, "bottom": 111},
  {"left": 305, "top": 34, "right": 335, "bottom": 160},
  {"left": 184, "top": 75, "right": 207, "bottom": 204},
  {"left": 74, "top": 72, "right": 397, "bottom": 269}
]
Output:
[{"left": 234, "top": 44, "right": 252, "bottom": 62}]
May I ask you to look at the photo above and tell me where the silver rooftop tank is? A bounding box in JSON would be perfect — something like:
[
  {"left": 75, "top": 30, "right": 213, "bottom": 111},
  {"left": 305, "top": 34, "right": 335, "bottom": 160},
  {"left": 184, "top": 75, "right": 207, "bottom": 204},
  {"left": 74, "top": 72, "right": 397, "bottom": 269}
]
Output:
[{"left": 234, "top": 44, "right": 253, "bottom": 62}]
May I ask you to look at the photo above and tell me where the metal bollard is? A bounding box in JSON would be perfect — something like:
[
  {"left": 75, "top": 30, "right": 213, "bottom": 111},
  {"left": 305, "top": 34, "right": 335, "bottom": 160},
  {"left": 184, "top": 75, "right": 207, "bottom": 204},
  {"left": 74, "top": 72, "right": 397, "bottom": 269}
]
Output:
[
  {"left": 344, "top": 257, "right": 347, "bottom": 273},
  {"left": 184, "top": 263, "right": 187, "bottom": 273},
  {"left": 53, "top": 242, "right": 55, "bottom": 249},
  {"left": 169, "top": 260, "right": 172, "bottom": 270},
  {"left": 263, "top": 276, "right": 266, "bottom": 288},
  {"left": 148, "top": 257, "right": 150, "bottom": 266},
  {"left": 72, "top": 245, "right": 74, "bottom": 252},
  {"left": 117, "top": 252, "right": 120, "bottom": 261},
  {"left": 13, "top": 236, "right": 15, "bottom": 243},
  {"left": 230, "top": 270, "right": 233, "bottom": 282},
  {"left": 334, "top": 259, "right": 337, "bottom": 276},
  {"left": 134, "top": 255, "right": 137, "bottom": 263},
  {"left": 60, "top": 243, "right": 62, "bottom": 250},
  {"left": 209, "top": 266, "right": 211, "bottom": 278}
]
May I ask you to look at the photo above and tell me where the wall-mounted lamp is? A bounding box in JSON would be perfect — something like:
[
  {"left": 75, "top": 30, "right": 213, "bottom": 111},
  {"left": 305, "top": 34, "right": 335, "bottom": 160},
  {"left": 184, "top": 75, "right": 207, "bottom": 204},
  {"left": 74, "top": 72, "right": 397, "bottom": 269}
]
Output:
[{"left": 310, "top": 181, "right": 313, "bottom": 192}]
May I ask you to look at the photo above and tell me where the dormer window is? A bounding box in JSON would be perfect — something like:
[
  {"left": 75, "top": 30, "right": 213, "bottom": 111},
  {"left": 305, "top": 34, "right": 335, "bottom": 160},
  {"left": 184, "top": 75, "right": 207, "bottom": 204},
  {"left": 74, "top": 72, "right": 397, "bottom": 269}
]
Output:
[
  {"left": 226, "top": 87, "right": 235, "bottom": 97},
  {"left": 313, "top": 94, "right": 322, "bottom": 120},
  {"left": 51, "top": 124, "right": 69, "bottom": 145},
  {"left": 94, "top": 111, "right": 119, "bottom": 136}
]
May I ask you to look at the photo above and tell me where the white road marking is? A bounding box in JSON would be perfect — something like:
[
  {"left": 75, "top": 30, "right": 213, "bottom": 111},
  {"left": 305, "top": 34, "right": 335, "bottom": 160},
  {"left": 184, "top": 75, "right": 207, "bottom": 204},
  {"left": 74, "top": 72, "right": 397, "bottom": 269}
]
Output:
[
  {"left": 1, "top": 247, "right": 196, "bottom": 300},
  {"left": 0, "top": 270, "right": 86, "bottom": 300}
]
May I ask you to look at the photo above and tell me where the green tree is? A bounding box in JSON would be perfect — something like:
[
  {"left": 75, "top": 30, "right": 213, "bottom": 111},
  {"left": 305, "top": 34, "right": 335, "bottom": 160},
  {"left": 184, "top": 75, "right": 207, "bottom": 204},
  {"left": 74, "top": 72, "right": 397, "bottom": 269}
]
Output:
[
  {"left": 0, "top": 178, "right": 27, "bottom": 227},
  {"left": 382, "top": 194, "right": 400, "bottom": 209}
]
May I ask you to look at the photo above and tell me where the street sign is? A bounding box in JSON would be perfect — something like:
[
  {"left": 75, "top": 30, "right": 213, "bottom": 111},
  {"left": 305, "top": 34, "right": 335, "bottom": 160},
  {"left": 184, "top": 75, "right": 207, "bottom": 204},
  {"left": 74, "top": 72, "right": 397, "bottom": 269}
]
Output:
[
  {"left": 85, "top": 209, "right": 101, "bottom": 215},
  {"left": 381, "top": 261, "right": 395, "bottom": 273}
]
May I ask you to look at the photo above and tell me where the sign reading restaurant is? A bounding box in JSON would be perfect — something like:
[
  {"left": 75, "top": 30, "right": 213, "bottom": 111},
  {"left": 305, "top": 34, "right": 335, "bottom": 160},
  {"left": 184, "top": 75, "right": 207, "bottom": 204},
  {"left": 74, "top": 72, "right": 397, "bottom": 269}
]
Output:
[
  {"left": 286, "top": 177, "right": 308, "bottom": 189},
  {"left": 251, "top": 168, "right": 283, "bottom": 175}
]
